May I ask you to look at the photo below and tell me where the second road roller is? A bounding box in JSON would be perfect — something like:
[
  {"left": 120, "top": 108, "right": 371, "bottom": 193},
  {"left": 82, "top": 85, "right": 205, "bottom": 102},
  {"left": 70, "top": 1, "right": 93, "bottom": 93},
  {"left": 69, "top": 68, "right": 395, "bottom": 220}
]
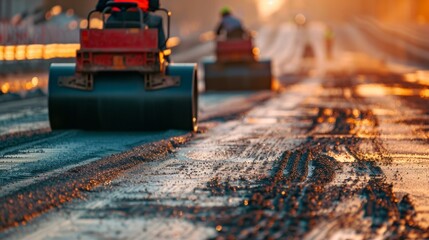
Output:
[
  {"left": 204, "top": 37, "right": 272, "bottom": 91},
  {"left": 48, "top": 2, "right": 198, "bottom": 131}
]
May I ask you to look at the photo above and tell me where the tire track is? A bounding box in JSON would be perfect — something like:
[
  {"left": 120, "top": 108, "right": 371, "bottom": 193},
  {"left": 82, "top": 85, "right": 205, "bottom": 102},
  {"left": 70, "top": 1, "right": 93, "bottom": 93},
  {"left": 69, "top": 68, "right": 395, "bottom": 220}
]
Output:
[{"left": 212, "top": 73, "right": 428, "bottom": 239}]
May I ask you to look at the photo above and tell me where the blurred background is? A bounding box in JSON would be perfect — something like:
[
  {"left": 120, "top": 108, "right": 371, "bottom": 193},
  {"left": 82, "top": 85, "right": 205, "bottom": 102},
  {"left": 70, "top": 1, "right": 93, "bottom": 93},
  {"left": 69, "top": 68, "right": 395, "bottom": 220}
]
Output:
[{"left": 1, "top": 0, "right": 429, "bottom": 95}]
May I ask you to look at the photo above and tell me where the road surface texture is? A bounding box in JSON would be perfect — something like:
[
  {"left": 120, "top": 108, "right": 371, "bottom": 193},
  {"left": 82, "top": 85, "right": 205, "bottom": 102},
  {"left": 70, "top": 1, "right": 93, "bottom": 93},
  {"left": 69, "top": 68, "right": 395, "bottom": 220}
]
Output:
[{"left": 1, "top": 22, "right": 429, "bottom": 239}]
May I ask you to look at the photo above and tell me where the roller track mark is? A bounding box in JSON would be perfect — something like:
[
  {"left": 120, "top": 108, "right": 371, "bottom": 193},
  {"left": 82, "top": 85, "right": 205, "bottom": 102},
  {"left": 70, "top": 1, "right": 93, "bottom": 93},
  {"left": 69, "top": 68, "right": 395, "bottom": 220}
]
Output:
[
  {"left": 281, "top": 150, "right": 311, "bottom": 183},
  {"left": 284, "top": 151, "right": 300, "bottom": 181},
  {"left": 272, "top": 151, "right": 290, "bottom": 180},
  {"left": 310, "top": 155, "right": 336, "bottom": 184},
  {"left": 296, "top": 150, "right": 310, "bottom": 182}
]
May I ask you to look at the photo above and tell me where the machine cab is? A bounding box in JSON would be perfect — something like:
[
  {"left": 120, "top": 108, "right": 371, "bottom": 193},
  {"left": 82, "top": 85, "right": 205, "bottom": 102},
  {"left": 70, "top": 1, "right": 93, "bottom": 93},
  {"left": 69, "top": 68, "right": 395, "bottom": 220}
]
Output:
[{"left": 76, "top": 2, "right": 168, "bottom": 74}]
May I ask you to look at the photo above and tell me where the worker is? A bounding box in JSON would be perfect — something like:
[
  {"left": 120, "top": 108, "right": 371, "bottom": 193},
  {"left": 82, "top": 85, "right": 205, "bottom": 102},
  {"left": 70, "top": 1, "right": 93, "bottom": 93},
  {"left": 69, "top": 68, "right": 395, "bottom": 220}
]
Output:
[
  {"left": 96, "top": 0, "right": 167, "bottom": 52},
  {"left": 215, "top": 7, "right": 247, "bottom": 40}
]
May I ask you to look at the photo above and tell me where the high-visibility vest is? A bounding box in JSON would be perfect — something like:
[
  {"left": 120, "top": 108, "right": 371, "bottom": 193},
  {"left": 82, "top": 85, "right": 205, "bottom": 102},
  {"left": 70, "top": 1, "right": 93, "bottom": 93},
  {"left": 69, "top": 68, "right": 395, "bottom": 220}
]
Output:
[{"left": 114, "top": 0, "right": 149, "bottom": 11}]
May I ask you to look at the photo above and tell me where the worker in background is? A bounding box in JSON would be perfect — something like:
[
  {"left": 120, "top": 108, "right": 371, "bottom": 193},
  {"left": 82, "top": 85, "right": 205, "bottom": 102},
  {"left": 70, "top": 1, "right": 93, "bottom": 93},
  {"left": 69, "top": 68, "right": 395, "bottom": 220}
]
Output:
[
  {"left": 215, "top": 7, "right": 248, "bottom": 40},
  {"left": 96, "top": 0, "right": 167, "bottom": 52}
]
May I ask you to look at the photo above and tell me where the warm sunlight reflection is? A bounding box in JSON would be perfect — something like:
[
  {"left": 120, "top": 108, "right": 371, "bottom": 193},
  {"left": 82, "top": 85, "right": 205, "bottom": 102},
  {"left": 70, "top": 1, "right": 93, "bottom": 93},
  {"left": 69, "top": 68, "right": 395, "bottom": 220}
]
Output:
[
  {"left": 256, "top": 0, "right": 286, "bottom": 19},
  {"left": 0, "top": 44, "right": 80, "bottom": 61},
  {"left": 356, "top": 84, "right": 428, "bottom": 98}
]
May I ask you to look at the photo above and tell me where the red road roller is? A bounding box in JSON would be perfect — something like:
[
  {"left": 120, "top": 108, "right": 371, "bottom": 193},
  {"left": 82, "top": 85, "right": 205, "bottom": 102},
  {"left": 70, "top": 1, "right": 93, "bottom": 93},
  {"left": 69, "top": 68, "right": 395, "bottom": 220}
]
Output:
[
  {"left": 204, "top": 38, "right": 272, "bottom": 91},
  {"left": 48, "top": 2, "right": 198, "bottom": 131}
]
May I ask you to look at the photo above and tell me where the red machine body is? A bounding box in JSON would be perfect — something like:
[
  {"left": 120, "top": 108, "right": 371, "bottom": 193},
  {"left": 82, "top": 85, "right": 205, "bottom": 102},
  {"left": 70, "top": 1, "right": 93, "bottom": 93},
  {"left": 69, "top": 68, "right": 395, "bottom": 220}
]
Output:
[
  {"left": 76, "top": 28, "right": 161, "bottom": 73},
  {"left": 216, "top": 39, "right": 255, "bottom": 63}
]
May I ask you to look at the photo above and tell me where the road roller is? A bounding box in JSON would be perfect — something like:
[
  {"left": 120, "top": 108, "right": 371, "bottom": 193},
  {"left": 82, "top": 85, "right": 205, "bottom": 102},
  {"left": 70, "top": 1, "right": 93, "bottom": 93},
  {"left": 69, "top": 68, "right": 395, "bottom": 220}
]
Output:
[
  {"left": 204, "top": 38, "right": 272, "bottom": 91},
  {"left": 48, "top": 2, "right": 198, "bottom": 131}
]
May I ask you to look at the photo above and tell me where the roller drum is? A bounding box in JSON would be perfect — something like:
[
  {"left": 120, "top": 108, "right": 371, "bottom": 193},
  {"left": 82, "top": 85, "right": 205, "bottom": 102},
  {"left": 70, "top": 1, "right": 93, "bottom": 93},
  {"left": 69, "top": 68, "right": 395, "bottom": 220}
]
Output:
[
  {"left": 48, "top": 63, "right": 198, "bottom": 131},
  {"left": 204, "top": 59, "right": 272, "bottom": 91}
]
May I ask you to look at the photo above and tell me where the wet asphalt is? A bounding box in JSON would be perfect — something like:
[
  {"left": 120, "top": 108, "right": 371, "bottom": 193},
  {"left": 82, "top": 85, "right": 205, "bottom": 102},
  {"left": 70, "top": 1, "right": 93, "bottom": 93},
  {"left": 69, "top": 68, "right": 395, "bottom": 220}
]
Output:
[{"left": 0, "top": 23, "right": 429, "bottom": 239}]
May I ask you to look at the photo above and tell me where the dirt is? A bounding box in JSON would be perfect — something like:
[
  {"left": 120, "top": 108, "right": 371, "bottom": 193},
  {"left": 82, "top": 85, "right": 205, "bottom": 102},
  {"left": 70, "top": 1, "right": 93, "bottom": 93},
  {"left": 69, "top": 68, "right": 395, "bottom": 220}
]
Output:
[{"left": 207, "top": 72, "right": 429, "bottom": 239}]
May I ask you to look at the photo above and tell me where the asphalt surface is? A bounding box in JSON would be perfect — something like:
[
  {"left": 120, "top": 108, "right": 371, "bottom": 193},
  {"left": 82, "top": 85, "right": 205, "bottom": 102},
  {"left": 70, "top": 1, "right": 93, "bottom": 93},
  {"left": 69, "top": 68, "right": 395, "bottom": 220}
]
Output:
[{"left": 0, "top": 22, "right": 429, "bottom": 239}]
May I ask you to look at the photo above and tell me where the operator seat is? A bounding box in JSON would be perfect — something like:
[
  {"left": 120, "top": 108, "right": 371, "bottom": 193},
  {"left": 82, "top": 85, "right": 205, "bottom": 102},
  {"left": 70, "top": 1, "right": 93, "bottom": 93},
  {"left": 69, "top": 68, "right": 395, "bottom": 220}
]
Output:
[{"left": 103, "top": 2, "right": 146, "bottom": 29}]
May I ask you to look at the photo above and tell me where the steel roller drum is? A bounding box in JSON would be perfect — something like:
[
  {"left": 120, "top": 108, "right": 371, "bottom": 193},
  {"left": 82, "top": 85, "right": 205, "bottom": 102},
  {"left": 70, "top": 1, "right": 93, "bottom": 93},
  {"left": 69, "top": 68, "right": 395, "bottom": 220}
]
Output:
[
  {"left": 48, "top": 63, "right": 198, "bottom": 131},
  {"left": 204, "top": 59, "right": 272, "bottom": 91}
]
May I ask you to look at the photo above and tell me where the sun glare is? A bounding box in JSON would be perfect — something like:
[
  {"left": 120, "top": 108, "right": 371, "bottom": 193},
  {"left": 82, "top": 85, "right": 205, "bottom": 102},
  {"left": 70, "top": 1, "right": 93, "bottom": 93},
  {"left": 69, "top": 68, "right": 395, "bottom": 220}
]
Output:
[{"left": 257, "top": 0, "right": 286, "bottom": 19}]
